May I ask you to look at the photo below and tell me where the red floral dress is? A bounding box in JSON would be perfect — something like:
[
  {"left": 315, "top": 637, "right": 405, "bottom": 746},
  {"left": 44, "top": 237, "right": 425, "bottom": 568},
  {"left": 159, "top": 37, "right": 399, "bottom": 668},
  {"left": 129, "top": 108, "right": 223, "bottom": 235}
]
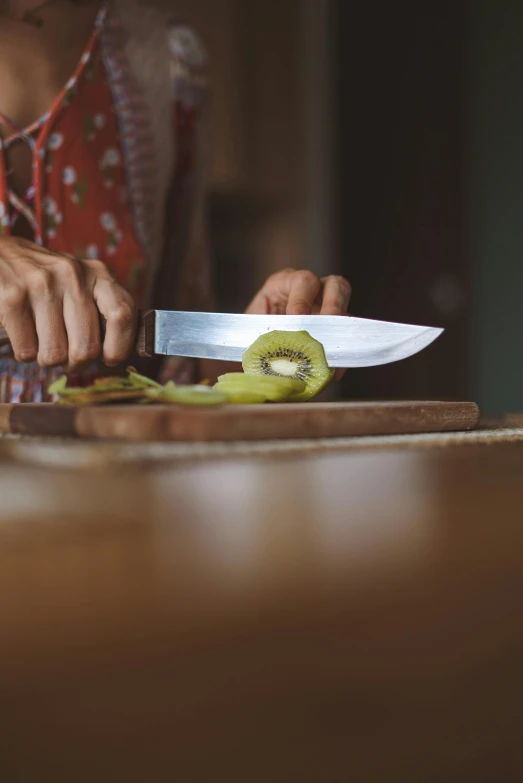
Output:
[{"left": 0, "top": 6, "right": 207, "bottom": 402}]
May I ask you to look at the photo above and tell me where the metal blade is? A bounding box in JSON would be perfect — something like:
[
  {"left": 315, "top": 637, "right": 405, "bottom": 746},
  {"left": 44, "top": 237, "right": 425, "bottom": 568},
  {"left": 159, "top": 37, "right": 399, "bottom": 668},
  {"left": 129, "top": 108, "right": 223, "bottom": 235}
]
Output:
[{"left": 153, "top": 312, "right": 443, "bottom": 368}]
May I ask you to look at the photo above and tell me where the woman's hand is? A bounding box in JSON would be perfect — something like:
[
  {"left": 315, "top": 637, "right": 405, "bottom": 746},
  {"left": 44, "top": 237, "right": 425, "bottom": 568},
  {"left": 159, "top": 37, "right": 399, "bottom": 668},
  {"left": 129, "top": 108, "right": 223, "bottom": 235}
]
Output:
[
  {"left": 246, "top": 268, "right": 352, "bottom": 316},
  {"left": 0, "top": 237, "right": 136, "bottom": 369},
  {"left": 200, "top": 269, "right": 353, "bottom": 385},
  {"left": 245, "top": 268, "right": 352, "bottom": 382}
]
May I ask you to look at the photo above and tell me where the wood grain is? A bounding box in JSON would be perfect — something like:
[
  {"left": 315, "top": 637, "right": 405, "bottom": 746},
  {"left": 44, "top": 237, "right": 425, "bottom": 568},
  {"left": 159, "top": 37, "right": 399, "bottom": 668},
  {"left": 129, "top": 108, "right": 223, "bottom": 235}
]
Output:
[
  {"left": 0, "top": 402, "right": 12, "bottom": 432},
  {"left": 0, "top": 400, "right": 480, "bottom": 441},
  {"left": 1, "top": 438, "right": 523, "bottom": 781},
  {"left": 9, "top": 403, "right": 77, "bottom": 436}
]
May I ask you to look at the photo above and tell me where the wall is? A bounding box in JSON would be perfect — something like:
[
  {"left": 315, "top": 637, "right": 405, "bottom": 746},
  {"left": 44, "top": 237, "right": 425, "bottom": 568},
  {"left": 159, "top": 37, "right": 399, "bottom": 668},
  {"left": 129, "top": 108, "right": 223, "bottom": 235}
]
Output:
[
  {"left": 466, "top": 0, "right": 523, "bottom": 414},
  {"left": 173, "top": 0, "right": 338, "bottom": 309},
  {"left": 337, "top": 0, "right": 467, "bottom": 401}
]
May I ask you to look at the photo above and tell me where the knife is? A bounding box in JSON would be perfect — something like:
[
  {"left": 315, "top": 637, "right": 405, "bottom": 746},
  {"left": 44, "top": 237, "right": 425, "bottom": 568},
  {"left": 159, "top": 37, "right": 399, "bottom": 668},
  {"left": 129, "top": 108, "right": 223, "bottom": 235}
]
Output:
[{"left": 0, "top": 310, "right": 443, "bottom": 368}]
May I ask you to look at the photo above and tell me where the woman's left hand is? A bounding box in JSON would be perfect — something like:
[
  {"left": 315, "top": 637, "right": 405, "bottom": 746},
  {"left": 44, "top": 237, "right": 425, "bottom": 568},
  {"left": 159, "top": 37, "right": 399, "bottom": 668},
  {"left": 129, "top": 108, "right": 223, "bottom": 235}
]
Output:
[
  {"left": 246, "top": 269, "right": 352, "bottom": 380},
  {"left": 196, "top": 269, "right": 352, "bottom": 385},
  {"left": 246, "top": 268, "right": 351, "bottom": 317}
]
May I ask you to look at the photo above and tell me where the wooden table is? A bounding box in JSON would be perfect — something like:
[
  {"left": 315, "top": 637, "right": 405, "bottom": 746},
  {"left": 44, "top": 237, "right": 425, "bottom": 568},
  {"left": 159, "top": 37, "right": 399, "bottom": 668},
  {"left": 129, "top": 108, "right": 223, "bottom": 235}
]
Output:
[{"left": 1, "top": 434, "right": 523, "bottom": 782}]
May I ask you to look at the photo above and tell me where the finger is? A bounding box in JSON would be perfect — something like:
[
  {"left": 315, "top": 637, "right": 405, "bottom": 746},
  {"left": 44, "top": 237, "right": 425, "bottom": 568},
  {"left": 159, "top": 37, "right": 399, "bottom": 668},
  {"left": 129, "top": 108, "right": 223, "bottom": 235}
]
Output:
[
  {"left": 51, "top": 257, "right": 101, "bottom": 370},
  {"left": 0, "top": 291, "right": 38, "bottom": 363},
  {"left": 286, "top": 270, "right": 322, "bottom": 315},
  {"left": 31, "top": 293, "right": 69, "bottom": 368},
  {"left": 91, "top": 274, "right": 136, "bottom": 366},
  {"left": 245, "top": 291, "right": 271, "bottom": 315},
  {"left": 319, "top": 276, "right": 352, "bottom": 315},
  {"left": 62, "top": 291, "right": 101, "bottom": 371}
]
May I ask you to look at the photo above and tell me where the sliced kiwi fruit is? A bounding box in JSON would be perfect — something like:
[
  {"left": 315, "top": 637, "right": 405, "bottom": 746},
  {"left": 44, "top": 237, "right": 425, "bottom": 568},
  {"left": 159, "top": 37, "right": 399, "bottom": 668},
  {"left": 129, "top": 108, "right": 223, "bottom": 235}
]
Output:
[
  {"left": 49, "top": 370, "right": 228, "bottom": 407},
  {"left": 242, "top": 330, "right": 334, "bottom": 401},
  {"left": 214, "top": 383, "right": 268, "bottom": 404},
  {"left": 49, "top": 374, "right": 146, "bottom": 404},
  {"left": 216, "top": 372, "right": 305, "bottom": 402},
  {"left": 127, "top": 366, "right": 163, "bottom": 390},
  {"left": 145, "top": 384, "right": 228, "bottom": 406}
]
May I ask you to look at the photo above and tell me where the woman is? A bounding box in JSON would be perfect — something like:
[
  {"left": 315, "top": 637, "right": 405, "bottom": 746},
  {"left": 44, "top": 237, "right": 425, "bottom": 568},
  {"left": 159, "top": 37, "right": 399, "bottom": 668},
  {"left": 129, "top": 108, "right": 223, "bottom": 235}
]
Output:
[{"left": 0, "top": 0, "right": 351, "bottom": 402}]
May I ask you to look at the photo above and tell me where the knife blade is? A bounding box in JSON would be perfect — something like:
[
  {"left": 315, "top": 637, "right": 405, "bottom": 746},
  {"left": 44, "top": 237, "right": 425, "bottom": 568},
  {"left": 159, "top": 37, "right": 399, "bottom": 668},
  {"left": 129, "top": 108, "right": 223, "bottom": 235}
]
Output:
[
  {"left": 150, "top": 311, "right": 443, "bottom": 368},
  {"left": 0, "top": 311, "right": 443, "bottom": 368}
]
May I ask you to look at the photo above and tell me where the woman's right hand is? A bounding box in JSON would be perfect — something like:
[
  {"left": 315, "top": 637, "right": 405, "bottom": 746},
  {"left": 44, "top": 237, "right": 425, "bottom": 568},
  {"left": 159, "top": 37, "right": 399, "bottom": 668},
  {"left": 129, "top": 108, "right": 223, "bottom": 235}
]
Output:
[{"left": 0, "top": 237, "right": 136, "bottom": 370}]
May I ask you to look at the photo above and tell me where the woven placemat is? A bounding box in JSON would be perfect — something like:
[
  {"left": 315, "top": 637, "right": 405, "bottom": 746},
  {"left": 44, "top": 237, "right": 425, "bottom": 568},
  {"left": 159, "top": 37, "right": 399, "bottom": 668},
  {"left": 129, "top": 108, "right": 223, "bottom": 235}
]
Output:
[{"left": 1, "top": 424, "right": 523, "bottom": 471}]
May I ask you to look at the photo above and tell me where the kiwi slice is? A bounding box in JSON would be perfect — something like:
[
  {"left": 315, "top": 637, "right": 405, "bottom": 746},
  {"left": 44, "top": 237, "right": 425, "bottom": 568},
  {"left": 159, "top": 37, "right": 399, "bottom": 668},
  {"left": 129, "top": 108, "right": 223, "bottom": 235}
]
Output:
[
  {"left": 214, "top": 384, "right": 268, "bottom": 405},
  {"left": 145, "top": 385, "right": 228, "bottom": 406},
  {"left": 242, "top": 330, "right": 334, "bottom": 401},
  {"left": 216, "top": 372, "right": 305, "bottom": 402},
  {"left": 48, "top": 370, "right": 229, "bottom": 407},
  {"left": 127, "top": 367, "right": 164, "bottom": 390}
]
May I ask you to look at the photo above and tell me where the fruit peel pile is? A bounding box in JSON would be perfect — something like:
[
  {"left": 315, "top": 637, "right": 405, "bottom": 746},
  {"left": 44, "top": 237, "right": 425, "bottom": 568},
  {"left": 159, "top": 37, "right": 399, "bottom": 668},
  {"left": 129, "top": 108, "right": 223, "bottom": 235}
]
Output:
[
  {"left": 48, "top": 368, "right": 228, "bottom": 407},
  {"left": 49, "top": 330, "right": 335, "bottom": 406}
]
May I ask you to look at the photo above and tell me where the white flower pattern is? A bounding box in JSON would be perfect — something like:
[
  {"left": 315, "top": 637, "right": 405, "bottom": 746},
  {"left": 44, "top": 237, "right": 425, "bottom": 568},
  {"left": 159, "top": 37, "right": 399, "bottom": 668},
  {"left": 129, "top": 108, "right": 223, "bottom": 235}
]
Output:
[
  {"left": 62, "top": 167, "right": 77, "bottom": 185},
  {"left": 48, "top": 133, "right": 64, "bottom": 151},
  {"left": 43, "top": 196, "right": 62, "bottom": 239},
  {"left": 100, "top": 213, "right": 122, "bottom": 255},
  {"left": 101, "top": 212, "right": 116, "bottom": 231},
  {"left": 42, "top": 196, "right": 58, "bottom": 216},
  {"left": 101, "top": 148, "right": 120, "bottom": 167},
  {"left": 100, "top": 147, "right": 122, "bottom": 189}
]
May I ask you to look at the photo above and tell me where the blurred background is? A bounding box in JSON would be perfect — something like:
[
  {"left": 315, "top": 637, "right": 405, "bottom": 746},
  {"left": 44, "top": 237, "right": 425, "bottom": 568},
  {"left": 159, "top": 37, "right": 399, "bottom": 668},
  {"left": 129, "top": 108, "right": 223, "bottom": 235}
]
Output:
[{"left": 174, "top": 0, "right": 522, "bottom": 415}]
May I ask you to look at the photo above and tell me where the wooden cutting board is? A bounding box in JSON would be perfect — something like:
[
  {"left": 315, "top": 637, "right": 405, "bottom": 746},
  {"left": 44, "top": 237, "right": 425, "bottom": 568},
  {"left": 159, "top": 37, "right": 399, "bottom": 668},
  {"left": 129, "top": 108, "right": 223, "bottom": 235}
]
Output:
[{"left": 0, "top": 401, "right": 480, "bottom": 442}]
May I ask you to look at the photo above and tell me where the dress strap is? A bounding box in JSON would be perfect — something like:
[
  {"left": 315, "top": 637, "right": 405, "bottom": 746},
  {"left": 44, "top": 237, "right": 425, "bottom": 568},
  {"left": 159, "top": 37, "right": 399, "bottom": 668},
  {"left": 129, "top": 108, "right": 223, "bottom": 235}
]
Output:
[
  {"left": 0, "top": 111, "right": 48, "bottom": 151},
  {"left": 0, "top": 111, "right": 46, "bottom": 236}
]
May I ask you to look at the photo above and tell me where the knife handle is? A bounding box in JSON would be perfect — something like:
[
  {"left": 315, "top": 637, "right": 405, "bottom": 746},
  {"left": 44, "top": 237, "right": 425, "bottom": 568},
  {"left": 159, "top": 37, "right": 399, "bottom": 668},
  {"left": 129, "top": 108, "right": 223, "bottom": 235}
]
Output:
[
  {"left": 135, "top": 310, "right": 155, "bottom": 358},
  {"left": 0, "top": 309, "right": 156, "bottom": 360}
]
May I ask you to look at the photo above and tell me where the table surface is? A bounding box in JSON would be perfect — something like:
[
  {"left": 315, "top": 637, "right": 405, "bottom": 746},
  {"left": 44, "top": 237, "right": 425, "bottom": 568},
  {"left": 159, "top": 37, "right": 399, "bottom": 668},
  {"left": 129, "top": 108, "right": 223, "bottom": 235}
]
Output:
[{"left": 2, "top": 433, "right": 523, "bottom": 782}]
